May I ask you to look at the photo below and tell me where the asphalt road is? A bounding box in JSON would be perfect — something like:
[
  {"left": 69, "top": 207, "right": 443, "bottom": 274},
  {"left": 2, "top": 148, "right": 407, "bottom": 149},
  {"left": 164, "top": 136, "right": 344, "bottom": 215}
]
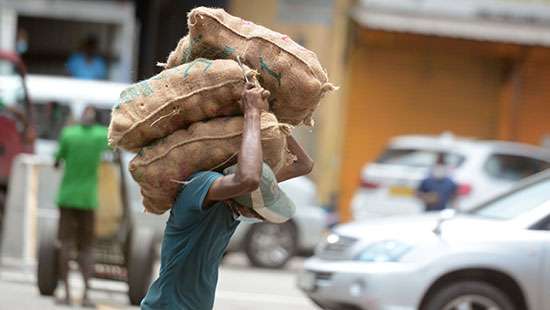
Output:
[{"left": 0, "top": 254, "right": 319, "bottom": 310}]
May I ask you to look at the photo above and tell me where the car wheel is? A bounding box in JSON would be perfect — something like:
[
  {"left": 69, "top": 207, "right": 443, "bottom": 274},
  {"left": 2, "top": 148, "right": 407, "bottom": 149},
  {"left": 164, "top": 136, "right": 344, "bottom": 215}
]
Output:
[
  {"left": 127, "top": 229, "right": 156, "bottom": 306},
  {"left": 244, "top": 221, "right": 297, "bottom": 269},
  {"left": 423, "top": 280, "right": 515, "bottom": 310},
  {"left": 37, "top": 222, "right": 59, "bottom": 296}
]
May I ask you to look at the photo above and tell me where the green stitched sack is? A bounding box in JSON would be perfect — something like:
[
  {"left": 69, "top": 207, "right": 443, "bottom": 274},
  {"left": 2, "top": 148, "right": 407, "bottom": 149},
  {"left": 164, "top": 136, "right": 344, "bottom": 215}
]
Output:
[
  {"left": 129, "top": 113, "right": 293, "bottom": 214},
  {"left": 108, "top": 59, "right": 256, "bottom": 151},
  {"left": 164, "top": 7, "right": 336, "bottom": 126}
]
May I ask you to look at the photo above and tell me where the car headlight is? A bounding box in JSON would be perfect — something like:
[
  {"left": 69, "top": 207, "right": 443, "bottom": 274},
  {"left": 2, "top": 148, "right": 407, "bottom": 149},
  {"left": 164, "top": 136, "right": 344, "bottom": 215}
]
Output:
[{"left": 355, "top": 240, "right": 412, "bottom": 262}]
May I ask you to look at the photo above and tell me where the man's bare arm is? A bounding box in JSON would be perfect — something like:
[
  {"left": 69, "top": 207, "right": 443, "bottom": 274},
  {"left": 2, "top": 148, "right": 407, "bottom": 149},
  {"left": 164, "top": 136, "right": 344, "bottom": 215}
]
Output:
[
  {"left": 204, "top": 84, "right": 269, "bottom": 206},
  {"left": 276, "top": 135, "right": 314, "bottom": 182}
]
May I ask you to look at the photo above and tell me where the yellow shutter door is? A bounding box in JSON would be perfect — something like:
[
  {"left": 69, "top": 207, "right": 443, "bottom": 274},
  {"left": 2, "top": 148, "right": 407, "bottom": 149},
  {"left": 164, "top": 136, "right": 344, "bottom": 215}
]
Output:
[
  {"left": 515, "top": 51, "right": 550, "bottom": 145},
  {"left": 340, "top": 35, "right": 504, "bottom": 221}
]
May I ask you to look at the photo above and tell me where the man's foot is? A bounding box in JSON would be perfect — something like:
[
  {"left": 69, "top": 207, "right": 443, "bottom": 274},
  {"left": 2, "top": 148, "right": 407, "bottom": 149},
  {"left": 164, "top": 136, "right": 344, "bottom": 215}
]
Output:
[
  {"left": 82, "top": 297, "right": 96, "bottom": 308},
  {"left": 54, "top": 296, "right": 72, "bottom": 306}
]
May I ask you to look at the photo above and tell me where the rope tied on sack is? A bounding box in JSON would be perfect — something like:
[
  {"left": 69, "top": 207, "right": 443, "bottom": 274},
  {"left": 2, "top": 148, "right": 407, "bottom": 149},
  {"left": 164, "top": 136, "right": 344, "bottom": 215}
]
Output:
[
  {"left": 170, "top": 152, "right": 240, "bottom": 185},
  {"left": 236, "top": 56, "right": 259, "bottom": 87},
  {"left": 136, "top": 118, "right": 293, "bottom": 166},
  {"left": 150, "top": 108, "right": 181, "bottom": 127}
]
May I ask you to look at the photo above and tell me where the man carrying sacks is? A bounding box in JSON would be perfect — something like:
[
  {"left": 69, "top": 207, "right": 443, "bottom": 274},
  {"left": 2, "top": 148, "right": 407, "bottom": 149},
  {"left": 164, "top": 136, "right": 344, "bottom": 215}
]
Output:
[
  {"left": 140, "top": 83, "right": 313, "bottom": 310},
  {"left": 106, "top": 6, "right": 333, "bottom": 309}
]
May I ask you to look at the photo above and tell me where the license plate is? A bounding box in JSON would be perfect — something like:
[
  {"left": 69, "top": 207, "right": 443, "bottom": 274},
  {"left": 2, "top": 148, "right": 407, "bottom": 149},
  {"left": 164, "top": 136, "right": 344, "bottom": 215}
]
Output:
[
  {"left": 298, "top": 271, "right": 316, "bottom": 291},
  {"left": 389, "top": 186, "right": 414, "bottom": 197}
]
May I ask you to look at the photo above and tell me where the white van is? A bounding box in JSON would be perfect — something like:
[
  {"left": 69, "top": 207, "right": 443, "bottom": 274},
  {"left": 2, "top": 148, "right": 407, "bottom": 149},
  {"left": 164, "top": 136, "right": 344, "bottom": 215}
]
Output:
[
  {"left": 25, "top": 74, "right": 129, "bottom": 157},
  {"left": 24, "top": 74, "right": 163, "bottom": 230}
]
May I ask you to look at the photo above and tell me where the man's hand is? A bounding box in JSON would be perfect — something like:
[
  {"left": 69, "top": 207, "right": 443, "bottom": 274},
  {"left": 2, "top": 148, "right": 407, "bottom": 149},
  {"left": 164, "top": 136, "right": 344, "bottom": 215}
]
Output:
[
  {"left": 241, "top": 83, "right": 270, "bottom": 113},
  {"left": 203, "top": 84, "right": 268, "bottom": 207},
  {"left": 418, "top": 192, "right": 439, "bottom": 205}
]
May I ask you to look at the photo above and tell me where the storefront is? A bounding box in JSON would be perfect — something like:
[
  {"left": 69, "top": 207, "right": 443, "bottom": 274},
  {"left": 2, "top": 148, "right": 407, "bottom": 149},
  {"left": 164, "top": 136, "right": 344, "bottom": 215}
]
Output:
[{"left": 340, "top": 0, "right": 550, "bottom": 220}]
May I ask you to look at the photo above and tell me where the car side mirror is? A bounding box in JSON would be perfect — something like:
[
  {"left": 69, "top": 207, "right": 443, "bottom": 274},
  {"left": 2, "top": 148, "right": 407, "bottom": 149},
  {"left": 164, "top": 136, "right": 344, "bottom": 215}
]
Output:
[{"left": 433, "top": 209, "right": 457, "bottom": 236}]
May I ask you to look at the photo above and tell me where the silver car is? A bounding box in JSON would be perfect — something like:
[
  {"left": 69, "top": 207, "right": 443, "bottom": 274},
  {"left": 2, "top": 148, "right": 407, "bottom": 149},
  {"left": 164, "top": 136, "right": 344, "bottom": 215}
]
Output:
[
  {"left": 227, "top": 176, "right": 327, "bottom": 269},
  {"left": 298, "top": 171, "right": 550, "bottom": 310}
]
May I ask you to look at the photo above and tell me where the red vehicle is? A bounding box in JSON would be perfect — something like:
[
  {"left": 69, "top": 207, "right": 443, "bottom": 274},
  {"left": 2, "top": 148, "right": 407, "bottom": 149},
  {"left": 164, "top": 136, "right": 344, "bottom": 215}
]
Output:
[{"left": 0, "top": 51, "right": 34, "bottom": 224}]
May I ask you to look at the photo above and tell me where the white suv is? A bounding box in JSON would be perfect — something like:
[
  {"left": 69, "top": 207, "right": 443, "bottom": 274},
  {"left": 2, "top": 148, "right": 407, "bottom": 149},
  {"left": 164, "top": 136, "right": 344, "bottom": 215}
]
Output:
[{"left": 351, "top": 133, "right": 550, "bottom": 220}]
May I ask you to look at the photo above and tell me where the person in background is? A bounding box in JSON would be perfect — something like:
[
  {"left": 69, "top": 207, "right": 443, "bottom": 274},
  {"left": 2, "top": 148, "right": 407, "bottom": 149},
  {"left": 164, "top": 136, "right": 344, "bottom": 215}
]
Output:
[
  {"left": 15, "top": 29, "right": 29, "bottom": 55},
  {"left": 66, "top": 35, "right": 107, "bottom": 80},
  {"left": 416, "top": 154, "right": 458, "bottom": 212},
  {"left": 54, "top": 106, "right": 109, "bottom": 307}
]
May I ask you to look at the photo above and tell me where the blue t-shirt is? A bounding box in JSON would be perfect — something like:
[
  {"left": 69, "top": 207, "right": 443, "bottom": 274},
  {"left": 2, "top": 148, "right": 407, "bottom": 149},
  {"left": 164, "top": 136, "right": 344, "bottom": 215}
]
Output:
[
  {"left": 66, "top": 52, "right": 107, "bottom": 80},
  {"left": 417, "top": 176, "right": 458, "bottom": 211},
  {"left": 141, "top": 171, "right": 239, "bottom": 310}
]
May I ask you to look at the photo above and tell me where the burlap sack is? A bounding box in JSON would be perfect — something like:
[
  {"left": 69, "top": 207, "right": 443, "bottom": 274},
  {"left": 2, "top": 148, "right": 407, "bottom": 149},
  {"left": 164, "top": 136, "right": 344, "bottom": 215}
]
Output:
[
  {"left": 164, "top": 7, "right": 336, "bottom": 126},
  {"left": 129, "top": 113, "right": 293, "bottom": 214},
  {"left": 109, "top": 59, "right": 257, "bottom": 151}
]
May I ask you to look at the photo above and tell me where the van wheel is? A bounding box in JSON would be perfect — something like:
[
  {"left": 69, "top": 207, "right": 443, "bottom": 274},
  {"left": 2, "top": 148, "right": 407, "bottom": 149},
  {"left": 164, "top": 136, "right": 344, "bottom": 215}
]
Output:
[
  {"left": 127, "top": 229, "right": 156, "bottom": 305},
  {"left": 423, "top": 280, "right": 515, "bottom": 310},
  {"left": 244, "top": 221, "right": 297, "bottom": 269},
  {"left": 37, "top": 222, "right": 59, "bottom": 296}
]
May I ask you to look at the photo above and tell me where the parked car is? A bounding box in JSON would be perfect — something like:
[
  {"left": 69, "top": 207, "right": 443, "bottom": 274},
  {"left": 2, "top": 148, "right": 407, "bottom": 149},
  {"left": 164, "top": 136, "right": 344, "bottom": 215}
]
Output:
[
  {"left": 299, "top": 171, "right": 550, "bottom": 310},
  {"left": 226, "top": 176, "right": 326, "bottom": 269},
  {"left": 351, "top": 133, "right": 550, "bottom": 220}
]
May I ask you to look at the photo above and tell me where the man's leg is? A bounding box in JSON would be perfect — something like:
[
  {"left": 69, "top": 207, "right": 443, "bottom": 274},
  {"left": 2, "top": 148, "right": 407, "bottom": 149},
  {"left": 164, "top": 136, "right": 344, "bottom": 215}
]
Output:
[
  {"left": 57, "top": 207, "right": 76, "bottom": 305},
  {"left": 76, "top": 209, "right": 96, "bottom": 307}
]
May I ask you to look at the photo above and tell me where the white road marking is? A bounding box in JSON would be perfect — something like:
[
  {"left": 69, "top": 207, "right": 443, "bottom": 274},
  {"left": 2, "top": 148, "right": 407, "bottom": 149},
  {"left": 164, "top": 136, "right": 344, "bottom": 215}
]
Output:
[{"left": 216, "top": 290, "right": 309, "bottom": 305}]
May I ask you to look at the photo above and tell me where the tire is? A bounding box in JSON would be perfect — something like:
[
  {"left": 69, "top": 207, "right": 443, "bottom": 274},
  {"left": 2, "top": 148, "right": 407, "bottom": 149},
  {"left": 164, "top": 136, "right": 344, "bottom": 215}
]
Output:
[
  {"left": 244, "top": 221, "right": 297, "bottom": 269},
  {"left": 423, "top": 280, "right": 516, "bottom": 310},
  {"left": 37, "top": 222, "right": 59, "bottom": 296},
  {"left": 127, "top": 229, "right": 156, "bottom": 306}
]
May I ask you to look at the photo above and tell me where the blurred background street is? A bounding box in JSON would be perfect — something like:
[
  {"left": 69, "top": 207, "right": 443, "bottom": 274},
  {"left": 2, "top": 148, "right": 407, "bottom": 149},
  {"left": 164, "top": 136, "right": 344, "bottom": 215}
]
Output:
[{"left": 2, "top": 0, "right": 550, "bottom": 309}]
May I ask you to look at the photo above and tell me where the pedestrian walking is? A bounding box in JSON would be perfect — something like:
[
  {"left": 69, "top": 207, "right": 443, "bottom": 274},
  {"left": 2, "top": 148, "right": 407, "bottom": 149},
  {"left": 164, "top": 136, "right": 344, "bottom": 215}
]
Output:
[
  {"left": 140, "top": 83, "right": 314, "bottom": 310},
  {"left": 416, "top": 154, "right": 458, "bottom": 212},
  {"left": 54, "top": 106, "right": 109, "bottom": 307}
]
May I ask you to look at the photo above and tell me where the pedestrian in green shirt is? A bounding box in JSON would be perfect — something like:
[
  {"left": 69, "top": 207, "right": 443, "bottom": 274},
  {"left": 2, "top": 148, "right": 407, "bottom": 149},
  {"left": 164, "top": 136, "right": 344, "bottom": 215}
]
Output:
[{"left": 54, "top": 106, "right": 108, "bottom": 307}]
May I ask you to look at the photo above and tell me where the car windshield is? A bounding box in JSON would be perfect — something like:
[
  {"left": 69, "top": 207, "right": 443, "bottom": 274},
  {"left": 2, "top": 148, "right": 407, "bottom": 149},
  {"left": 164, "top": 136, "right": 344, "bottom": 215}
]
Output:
[
  {"left": 470, "top": 178, "right": 550, "bottom": 220},
  {"left": 376, "top": 148, "right": 465, "bottom": 168},
  {"left": 0, "top": 59, "right": 25, "bottom": 110}
]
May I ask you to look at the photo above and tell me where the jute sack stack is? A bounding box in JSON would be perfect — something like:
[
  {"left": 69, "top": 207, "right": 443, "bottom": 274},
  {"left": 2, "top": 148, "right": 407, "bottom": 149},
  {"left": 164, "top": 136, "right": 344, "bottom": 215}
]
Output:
[
  {"left": 164, "top": 7, "right": 336, "bottom": 126},
  {"left": 109, "top": 58, "right": 257, "bottom": 151},
  {"left": 129, "top": 112, "right": 292, "bottom": 214}
]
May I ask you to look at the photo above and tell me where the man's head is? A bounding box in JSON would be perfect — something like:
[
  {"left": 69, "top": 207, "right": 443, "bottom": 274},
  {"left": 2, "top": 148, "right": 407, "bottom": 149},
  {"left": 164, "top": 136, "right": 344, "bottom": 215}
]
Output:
[
  {"left": 81, "top": 106, "right": 97, "bottom": 126},
  {"left": 82, "top": 34, "right": 99, "bottom": 57},
  {"left": 432, "top": 153, "right": 448, "bottom": 179}
]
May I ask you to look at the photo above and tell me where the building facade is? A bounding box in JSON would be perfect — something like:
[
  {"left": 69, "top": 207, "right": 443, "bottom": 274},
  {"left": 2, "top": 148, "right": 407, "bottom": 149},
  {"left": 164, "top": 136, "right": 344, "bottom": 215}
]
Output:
[{"left": 339, "top": 0, "right": 550, "bottom": 220}]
